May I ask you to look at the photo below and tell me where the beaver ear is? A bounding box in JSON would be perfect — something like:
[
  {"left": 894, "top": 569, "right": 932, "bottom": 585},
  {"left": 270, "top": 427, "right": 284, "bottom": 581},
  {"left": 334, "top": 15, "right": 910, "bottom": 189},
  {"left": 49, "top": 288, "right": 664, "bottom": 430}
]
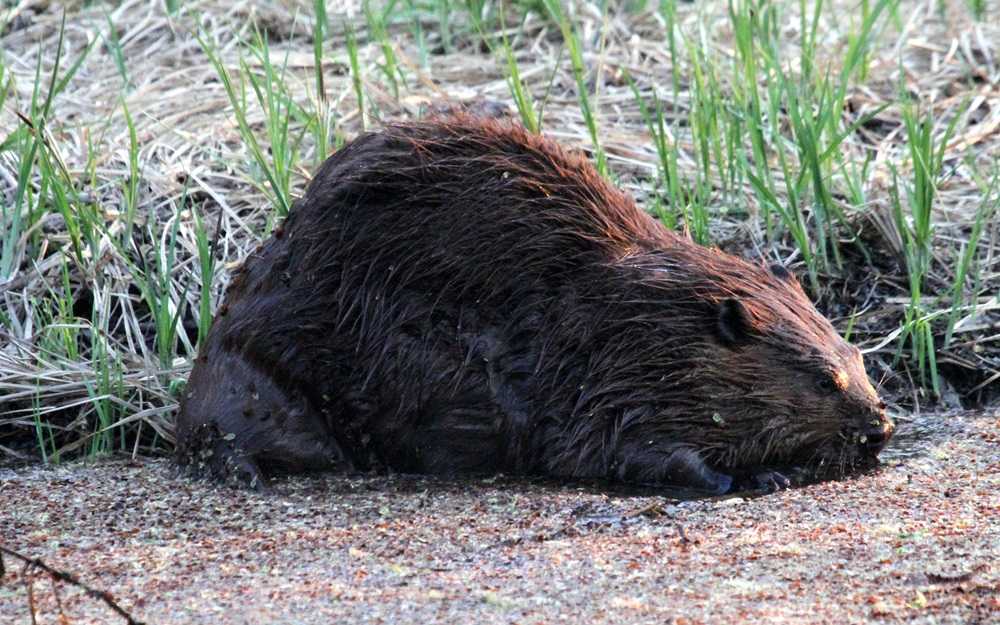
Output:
[
  {"left": 769, "top": 263, "right": 794, "bottom": 282},
  {"left": 716, "top": 298, "right": 752, "bottom": 347}
]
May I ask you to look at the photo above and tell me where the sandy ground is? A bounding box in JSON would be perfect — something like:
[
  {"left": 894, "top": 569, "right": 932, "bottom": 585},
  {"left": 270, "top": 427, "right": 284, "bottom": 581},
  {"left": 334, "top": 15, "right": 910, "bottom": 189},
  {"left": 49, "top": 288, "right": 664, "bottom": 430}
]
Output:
[{"left": 1, "top": 410, "right": 998, "bottom": 625}]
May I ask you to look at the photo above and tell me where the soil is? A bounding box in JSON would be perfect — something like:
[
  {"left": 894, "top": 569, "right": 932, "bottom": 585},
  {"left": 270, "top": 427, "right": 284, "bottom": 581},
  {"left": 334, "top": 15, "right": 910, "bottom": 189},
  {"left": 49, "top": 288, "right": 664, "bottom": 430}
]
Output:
[{"left": 1, "top": 411, "right": 998, "bottom": 625}]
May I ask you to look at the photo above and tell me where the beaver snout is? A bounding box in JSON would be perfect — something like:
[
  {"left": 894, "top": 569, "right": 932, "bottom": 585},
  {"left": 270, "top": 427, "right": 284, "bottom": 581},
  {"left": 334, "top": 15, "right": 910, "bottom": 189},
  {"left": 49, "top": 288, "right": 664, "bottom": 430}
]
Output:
[
  {"left": 857, "top": 412, "right": 895, "bottom": 456},
  {"left": 862, "top": 422, "right": 893, "bottom": 454},
  {"left": 840, "top": 407, "right": 894, "bottom": 458}
]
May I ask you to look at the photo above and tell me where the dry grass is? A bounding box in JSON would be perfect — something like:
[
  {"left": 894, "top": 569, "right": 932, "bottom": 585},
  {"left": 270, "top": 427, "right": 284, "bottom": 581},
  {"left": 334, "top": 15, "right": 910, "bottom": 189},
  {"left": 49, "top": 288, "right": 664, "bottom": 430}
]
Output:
[{"left": 1, "top": 0, "right": 998, "bottom": 462}]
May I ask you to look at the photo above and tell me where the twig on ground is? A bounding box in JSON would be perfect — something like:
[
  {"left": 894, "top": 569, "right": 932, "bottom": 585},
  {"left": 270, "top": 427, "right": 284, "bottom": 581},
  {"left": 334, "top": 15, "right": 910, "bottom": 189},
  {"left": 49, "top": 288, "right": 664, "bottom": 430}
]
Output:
[{"left": 0, "top": 544, "right": 146, "bottom": 625}]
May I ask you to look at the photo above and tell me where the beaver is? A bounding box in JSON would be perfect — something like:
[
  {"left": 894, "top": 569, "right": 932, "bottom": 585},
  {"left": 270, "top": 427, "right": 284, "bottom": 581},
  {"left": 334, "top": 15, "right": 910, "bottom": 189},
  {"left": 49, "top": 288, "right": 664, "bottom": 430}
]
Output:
[{"left": 175, "top": 116, "right": 894, "bottom": 494}]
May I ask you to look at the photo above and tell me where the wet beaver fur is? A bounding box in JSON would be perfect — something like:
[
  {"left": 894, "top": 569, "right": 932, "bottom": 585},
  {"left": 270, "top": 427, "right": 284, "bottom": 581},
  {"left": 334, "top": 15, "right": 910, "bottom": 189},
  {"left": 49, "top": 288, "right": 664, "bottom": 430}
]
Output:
[{"left": 176, "top": 116, "right": 894, "bottom": 493}]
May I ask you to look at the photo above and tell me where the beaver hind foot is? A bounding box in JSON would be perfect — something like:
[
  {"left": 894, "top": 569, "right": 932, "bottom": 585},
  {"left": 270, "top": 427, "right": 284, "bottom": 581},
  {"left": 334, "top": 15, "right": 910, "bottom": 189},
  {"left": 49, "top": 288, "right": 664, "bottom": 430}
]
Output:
[{"left": 176, "top": 349, "right": 349, "bottom": 488}]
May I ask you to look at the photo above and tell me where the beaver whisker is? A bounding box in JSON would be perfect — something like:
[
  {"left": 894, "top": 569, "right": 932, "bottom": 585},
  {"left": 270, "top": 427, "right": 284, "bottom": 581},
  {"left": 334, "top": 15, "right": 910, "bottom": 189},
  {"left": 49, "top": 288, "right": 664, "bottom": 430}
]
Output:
[{"left": 803, "top": 447, "right": 826, "bottom": 478}]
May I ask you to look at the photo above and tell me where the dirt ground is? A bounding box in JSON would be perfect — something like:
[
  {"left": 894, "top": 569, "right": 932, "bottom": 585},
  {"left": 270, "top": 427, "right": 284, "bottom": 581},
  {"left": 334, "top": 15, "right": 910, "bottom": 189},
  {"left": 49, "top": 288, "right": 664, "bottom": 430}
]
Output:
[{"left": 1, "top": 410, "right": 997, "bottom": 625}]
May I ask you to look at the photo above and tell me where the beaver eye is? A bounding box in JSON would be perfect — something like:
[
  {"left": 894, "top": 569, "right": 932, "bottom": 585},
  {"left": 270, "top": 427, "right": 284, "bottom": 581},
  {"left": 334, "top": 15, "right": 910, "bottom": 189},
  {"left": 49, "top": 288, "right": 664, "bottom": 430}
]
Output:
[{"left": 816, "top": 377, "right": 837, "bottom": 393}]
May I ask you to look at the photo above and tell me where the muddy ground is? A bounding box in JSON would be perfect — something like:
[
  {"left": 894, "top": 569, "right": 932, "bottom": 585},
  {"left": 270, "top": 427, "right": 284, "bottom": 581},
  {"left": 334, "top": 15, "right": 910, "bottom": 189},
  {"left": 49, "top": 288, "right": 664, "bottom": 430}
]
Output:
[{"left": 1, "top": 410, "right": 998, "bottom": 625}]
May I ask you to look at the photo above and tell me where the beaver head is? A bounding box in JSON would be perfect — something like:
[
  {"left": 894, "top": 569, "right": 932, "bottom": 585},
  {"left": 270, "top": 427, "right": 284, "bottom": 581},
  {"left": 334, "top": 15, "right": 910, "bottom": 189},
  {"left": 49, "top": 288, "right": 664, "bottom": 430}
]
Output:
[{"left": 647, "top": 252, "right": 894, "bottom": 484}]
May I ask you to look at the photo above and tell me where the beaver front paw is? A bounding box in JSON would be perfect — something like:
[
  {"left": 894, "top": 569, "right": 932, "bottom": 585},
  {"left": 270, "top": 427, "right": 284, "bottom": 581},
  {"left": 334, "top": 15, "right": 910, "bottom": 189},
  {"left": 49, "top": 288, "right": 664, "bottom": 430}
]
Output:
[{"left": 750, "top": 469, "right": 792, "bottom": 493}]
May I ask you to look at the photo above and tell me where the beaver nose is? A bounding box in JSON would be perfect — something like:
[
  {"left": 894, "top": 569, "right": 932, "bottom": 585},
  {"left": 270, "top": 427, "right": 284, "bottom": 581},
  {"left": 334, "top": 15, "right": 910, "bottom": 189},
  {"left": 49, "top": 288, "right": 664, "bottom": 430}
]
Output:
[{"left": 860, "top": 417, "right": 894, "bottom": 454}]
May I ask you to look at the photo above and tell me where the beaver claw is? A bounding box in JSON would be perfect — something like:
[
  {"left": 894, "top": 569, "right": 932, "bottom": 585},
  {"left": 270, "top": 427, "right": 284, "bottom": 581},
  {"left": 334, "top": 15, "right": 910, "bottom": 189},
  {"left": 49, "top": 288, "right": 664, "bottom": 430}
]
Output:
[
  {"left": 218, "top": 451, "right": 269, "bottom": 492},
  {"left": 751, "top": 470, "right": 792, "bottom": 493}
]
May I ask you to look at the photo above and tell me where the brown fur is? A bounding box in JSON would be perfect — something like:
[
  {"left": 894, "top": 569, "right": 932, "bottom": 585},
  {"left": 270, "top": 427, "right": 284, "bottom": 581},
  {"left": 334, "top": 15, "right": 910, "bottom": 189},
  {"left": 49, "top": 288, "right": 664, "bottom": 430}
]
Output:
[{"left": 175, "top": 116, "right": 893, "bottom": 493}]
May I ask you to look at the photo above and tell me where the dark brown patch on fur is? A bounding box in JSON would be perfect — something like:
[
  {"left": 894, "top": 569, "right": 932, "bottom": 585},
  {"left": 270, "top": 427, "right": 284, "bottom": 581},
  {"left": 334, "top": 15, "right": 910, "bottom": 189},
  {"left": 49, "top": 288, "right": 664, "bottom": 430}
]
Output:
[{"left": 175, "top": 116, "right": 893, "bottom": 493}]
